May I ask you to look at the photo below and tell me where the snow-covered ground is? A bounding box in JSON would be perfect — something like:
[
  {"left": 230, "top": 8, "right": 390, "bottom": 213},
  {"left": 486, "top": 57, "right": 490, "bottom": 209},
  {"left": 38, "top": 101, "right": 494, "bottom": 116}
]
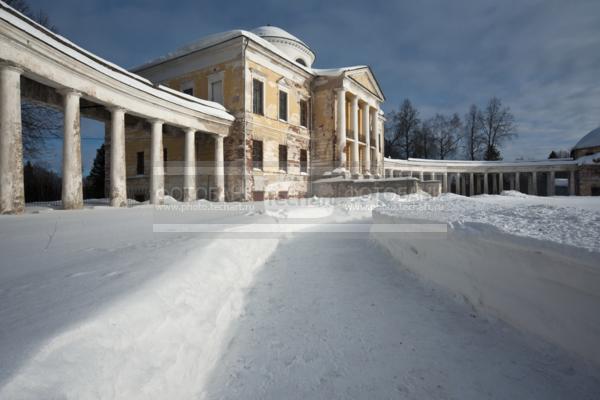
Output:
[{"left": 0, "top": 194, "right": 599, "bottom": 399}]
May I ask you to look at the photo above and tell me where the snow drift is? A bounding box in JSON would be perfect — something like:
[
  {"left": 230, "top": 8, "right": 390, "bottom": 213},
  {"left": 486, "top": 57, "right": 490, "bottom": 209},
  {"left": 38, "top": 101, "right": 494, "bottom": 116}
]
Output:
[{"left": 372, "top": 194, "right": 600, "bottom": 366}]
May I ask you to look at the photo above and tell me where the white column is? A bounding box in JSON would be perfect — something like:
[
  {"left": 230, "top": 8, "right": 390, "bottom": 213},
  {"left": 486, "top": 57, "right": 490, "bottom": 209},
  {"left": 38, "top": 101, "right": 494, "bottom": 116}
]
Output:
[
  {"left": 362, "top": 103, "right": 371, "bottom": 176},
  {"left": 351, "top": 95, "right": 360, "bottom": 177},
  {"left": 109, "top": 107, "right": 127, "bottom": 207},
  {"left": 469, "top": 173, "right": 474, "bottom": 196},
  {"left": 484, "top": 173, "right": 489, "bottom": 194},
  {"left": 0, "top": 63, "right": 24, "bottom": 214},
  {"left": 456, "top": 173, "right": 462, "bottom": 195},
  {"left": 60, "top": 89, "right": 83, "bottom": 210},
  {"left": 184, "top": 128, "right": 196, "bottom": 202},
  {"left": 531, "top": 171, "right": 537, "bottom": 195},
  {"left": 547, "top": 171, "right": 555, "bottom": 196},
  {"left": 336, "top": 88, "right": 346, "bottom": 170},
  {"left": 515, "top": 172, "right": 521, "bottom": 192},
  {"left": 150, "top": 119, "right": 164, "bottom": 205},
  {"left": 214, "top": 134, "right": 225, "bottom": 202},
  {"left": 373, "top": 109, "right": 380, "bottom": 176},
  {"left": 443, "top": 172, "right": 448, "bottom": 193},
  {"left": 419, "top": 171, "right": 424, "bottom": 181},
  {"left": 569, "top": 170, "right": 576, "bottom": 196},
  {"left": 499, "top": 172, "right": 504, "bottom": 193}
]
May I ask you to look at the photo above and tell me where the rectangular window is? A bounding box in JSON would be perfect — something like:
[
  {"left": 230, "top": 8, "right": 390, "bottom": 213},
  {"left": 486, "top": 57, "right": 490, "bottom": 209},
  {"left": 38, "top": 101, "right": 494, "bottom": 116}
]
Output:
[
  {"left": 300, "top": 100, "right": 308, "bottom": 127},
  {"left": 279, "top": 90, "right": 288, "bottom": 121},
  {"left": 252, "top": 140, "right": 263, "bottom": 170},
  {"left": 182, "top": 87, "right": 194, "bottom": 96},
  {"left": 210, "top": 80, "right": 223, "bottom": 105},
  {"left": 252, "top": 79, "right": 264, "bottom": 115},
  {"left": 136, "top": 151, "right": 144, "bottom": 175},
  {"left": 300, "top": 149, "right": 308, "bottom": 173},
  {"left": 279, "top": 144, "right": 287, "bottom": 172}
]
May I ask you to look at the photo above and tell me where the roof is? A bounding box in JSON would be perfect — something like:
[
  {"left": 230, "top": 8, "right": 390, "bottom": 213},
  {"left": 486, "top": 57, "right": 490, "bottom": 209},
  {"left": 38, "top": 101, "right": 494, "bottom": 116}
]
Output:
[
  {"left": 385, "top": 157, "right": 578, "bottom": 168},
  {"left": 132, "top": 29, "right": 314, "bottom": 74},
  {"left": 250, "top": 25, "right": 310, "bottom": 48},
  {"left": 311, "top": 66, "right": 368, "bottom": 77},
  {"left": 573, "top": 126, "right": 600, "bottom": 150},
  {"left": 131, "top": 26, "right": 385, "bottom": 101}
]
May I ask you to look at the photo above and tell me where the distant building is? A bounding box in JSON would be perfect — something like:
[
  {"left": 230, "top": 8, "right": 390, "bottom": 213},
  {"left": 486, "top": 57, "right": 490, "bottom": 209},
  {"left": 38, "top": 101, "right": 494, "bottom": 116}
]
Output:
[{"left": 572, "top": 127, "right": 600, "bottom": 196}]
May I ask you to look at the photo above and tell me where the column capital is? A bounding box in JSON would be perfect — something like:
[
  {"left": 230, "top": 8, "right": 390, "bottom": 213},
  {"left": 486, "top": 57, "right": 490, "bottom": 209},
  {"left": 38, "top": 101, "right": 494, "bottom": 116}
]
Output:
[
  {"left": 350, "top": 95, "right": 359, "bottom": 105},
  {"left": 57, "top": 88, "right": 82, "bottom": 97},
  {"left": 334, "top": 87, "right": 347, "bottom": 94},
  {"left": 0, "top": 61, "right": 23, "bottom": 74},
  {"left": 185, "top": 127, "right": 197, "bottom": 135},
  {"left": 107, "top": 105, "right": 126, "bottom": 114},
  {"left": 148, "top": 118, "right": 164, "bottom": 125}
]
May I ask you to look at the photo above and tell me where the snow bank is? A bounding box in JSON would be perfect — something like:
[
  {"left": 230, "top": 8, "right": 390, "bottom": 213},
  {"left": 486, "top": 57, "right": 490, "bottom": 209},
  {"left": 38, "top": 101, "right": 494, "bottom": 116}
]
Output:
[
  {"left": 372, "top": 195, "right": 600, "bottom": 366},
  {"left": 0, "top": 223, "right": 280, "bottom": 399}
]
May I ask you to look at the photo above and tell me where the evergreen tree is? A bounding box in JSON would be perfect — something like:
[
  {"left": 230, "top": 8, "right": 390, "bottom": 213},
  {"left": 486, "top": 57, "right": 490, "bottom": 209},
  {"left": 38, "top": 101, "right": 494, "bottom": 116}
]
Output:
[
  {"left": 484, "top": 145, "right": 502, "bottom": 161},
  {"left": 84, "top": 145, "right": 105, "bottom": 199}
]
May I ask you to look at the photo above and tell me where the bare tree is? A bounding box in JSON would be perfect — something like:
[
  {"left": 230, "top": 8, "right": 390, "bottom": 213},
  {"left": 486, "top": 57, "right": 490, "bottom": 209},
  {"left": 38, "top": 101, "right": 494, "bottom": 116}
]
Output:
[
  {"left": 386, "top": 99, "right": 420, "bottom": 159},
  {"left": 4, "top": 0, "right": 58, "bottom": 31},
  {"left": 5, "top": 0, "right": 61, "bottom": 159},
  {"left": 479, "top": 97, "right": 517, "bottom": 160},
  {"left": 413, "top": 119, "right": 437, "bottom": 159},
  {"left": 464, "top": 105, "right": 485, "bottom": 160},
  {"left": 430, "top": 113, "right": 462, "bottom": 160}
]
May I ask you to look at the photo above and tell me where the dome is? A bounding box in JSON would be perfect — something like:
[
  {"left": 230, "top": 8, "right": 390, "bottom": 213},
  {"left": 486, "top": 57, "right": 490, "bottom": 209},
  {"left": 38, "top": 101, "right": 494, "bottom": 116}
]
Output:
[
  {"left": 250, "top": 26, "right": 315, "bottom": 68},
  {"left": 573, "top": 126, "right": 600, "bottom": 150}
]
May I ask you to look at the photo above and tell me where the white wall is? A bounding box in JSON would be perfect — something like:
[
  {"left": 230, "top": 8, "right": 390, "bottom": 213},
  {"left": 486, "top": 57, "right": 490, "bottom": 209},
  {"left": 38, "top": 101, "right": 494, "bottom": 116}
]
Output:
[{"left": 371, "top": 211, "right": 600, "bottom": 366}]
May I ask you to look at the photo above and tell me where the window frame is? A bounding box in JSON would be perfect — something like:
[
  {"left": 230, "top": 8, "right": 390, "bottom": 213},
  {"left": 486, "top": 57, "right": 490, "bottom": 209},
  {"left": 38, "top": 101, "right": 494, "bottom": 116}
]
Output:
[
  {"left": 208, "top": 71, "right": 224, "bottom": 105},
  {"left": 300, "top": 149, "right": 308, "bottom": 173},
  {"left": 252, "top": 139, "right": 263, "bottom": 170},
  {"left": 278, "top": 89, "right": 288, "bottom": 122},
  {"left": 299, "top": 99, "right": 308, "bottom": 128},
  {"left": 252, "top": 78, "right": 265, "bottom": 116},
  {"left": 278, "top": 144, "right": 288, "bottom": 172},
  {"left": 181, "top": 80, "right": 194, "bottom": 96}
]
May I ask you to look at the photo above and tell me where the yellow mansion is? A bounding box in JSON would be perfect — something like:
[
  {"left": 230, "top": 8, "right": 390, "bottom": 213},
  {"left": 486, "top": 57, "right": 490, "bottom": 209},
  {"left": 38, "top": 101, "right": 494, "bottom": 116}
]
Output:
[{"left": 127, "top": 26, "right": 386, "bottom": 201}]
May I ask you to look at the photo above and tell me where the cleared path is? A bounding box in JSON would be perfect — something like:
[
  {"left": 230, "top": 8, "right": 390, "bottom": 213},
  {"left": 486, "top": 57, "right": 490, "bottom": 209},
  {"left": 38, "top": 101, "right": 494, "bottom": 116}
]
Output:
[{"left": 204, "top": 225, "right": 600, "bottom": 399}]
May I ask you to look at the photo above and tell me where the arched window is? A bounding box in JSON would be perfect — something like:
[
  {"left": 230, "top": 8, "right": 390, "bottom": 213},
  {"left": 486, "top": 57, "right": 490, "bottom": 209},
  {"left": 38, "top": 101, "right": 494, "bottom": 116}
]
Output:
[{"left": 295, "top": 58, "right": 307, "bottom": 66}]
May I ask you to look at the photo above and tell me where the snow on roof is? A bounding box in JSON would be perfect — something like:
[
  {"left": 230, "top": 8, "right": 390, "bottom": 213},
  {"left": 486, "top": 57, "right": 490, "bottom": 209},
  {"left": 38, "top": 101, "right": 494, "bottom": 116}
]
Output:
[
  {"left": 250, "top": 25, "right": 309, "bottom": 47},
  {"left": 385, "top": 157, "right": 578, "bottom": 168},
  {"left": 573, "top": 126, "right": 600, "bottom": 150},
  {"left": 576, "top": 152, "right": 600, "bottom": 166},
  {"left": 312, "top": 66, "right": 369, "bottom": 77},
  {"left": 0, "top": 1, "right": 233, "bottom": 121},
  {"left": 133, "top": 28, "right": 367, "bottom": 80},
  {"left": 132, "top": 29, "right": 314, "bottom": 75}
]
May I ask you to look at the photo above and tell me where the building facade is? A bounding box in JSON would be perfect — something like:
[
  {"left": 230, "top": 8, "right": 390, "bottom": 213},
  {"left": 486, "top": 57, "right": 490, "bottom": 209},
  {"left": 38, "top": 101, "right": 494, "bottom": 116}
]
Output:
[{"left": 128, "top": 26, "right": 385, "bottom": 201}]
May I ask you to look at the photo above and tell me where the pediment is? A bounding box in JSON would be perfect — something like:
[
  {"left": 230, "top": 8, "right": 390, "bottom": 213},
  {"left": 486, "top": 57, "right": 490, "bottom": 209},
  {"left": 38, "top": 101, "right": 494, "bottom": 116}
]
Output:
[{"left": 346, "top": 68, "right": 384, "bottom": 100}]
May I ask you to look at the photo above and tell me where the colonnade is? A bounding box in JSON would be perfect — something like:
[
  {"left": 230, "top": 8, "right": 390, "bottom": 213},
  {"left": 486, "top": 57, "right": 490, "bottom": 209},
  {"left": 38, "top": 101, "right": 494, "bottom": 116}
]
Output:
[
  {"left": 384, "top": 163, "right": 578, "bottom": 196},
  {"left": 0, "top": 61, "right": 227, "bottom": 214}
]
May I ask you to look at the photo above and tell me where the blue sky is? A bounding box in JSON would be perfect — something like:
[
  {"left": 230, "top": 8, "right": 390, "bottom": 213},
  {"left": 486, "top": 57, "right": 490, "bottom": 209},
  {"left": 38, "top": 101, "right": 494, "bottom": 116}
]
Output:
[{"left": 24, "top": 0, "right": 600, "bottom": 172}]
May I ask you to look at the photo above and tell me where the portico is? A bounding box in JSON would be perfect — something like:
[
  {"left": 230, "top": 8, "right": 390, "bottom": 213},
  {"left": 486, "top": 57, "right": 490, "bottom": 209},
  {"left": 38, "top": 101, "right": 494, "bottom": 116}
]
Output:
[{"left": 334, "top": 79, "right": 384, "bottom": 179}]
